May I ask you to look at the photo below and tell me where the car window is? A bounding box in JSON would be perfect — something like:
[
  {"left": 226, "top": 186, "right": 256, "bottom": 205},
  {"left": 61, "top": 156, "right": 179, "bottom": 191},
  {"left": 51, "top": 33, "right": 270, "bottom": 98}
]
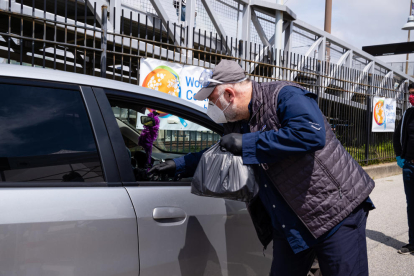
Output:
[
  {"left": 109, "top": 100, "right": 220, "bottom": 182},
  {"left": 0, "top": 83, "right": 104, "bottom": 183}
]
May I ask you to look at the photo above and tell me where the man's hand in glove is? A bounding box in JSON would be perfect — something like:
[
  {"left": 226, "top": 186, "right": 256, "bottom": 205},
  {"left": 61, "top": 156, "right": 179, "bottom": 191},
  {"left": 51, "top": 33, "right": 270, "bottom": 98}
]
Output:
[
  {"left": 148, "top": 159, "right": 176, "bottom": 177},
  {"left": 220, "top": 133, "right": 243, "bottom": 156}
]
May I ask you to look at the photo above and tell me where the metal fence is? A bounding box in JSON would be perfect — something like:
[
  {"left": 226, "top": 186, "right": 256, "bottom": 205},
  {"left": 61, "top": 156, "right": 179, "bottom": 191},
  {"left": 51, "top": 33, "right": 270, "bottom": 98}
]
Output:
[
  {"left": 0, "top": 0, "right": 409, "bottom": 164},
  {"left": 388, "top": 61, "right": 414, "bottom": 77}
]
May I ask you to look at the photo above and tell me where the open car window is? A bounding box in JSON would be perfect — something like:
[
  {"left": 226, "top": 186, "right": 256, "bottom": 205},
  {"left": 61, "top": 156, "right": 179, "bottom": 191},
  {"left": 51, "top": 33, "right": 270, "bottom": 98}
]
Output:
[{"left": 109, "top": 100, "right": 220, "bottom": 182}]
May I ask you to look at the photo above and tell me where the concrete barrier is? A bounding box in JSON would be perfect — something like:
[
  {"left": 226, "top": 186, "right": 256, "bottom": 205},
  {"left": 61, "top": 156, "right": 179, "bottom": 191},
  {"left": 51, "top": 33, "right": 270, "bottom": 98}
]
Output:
[{"left": 363, "top": 162, "right": 402, "bottom": 180}]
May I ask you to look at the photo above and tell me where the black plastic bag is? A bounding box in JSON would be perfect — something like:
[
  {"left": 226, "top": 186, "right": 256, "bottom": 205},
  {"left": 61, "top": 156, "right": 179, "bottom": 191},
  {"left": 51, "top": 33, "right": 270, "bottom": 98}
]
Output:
[{"left": 191, "top": 143, "right": 259, "bottom": 202}]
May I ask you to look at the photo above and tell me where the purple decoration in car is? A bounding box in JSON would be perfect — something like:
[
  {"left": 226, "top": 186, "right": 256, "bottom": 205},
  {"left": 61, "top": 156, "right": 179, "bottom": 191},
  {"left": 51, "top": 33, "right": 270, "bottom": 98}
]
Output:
[{"left": 138, "top": 111, "right": 160, "bottom": 168}]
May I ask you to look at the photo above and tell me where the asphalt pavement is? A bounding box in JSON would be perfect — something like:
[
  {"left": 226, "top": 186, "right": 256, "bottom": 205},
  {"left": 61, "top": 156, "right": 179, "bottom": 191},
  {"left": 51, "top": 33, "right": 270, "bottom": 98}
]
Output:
[{"left": 367, "top": 174, "right": 414, "bottom": 276}]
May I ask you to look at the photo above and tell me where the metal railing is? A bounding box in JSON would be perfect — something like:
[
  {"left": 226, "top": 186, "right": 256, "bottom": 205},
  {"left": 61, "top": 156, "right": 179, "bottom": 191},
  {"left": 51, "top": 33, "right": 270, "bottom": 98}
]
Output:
[
  {"left": 388, "top": 61, "right": 414, "bottom": 77},
  {"left": 156, "top": 130, "right": 221, "bottom": 154},
  {"left": 0, "top": 0, "right": 410, "bottom": 165}
]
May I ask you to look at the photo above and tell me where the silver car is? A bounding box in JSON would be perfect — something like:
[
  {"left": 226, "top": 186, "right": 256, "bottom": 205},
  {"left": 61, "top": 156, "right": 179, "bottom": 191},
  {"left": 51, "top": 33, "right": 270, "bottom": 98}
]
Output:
[{"left": 0, "top": 64, "right": 272, "bottom": 276}]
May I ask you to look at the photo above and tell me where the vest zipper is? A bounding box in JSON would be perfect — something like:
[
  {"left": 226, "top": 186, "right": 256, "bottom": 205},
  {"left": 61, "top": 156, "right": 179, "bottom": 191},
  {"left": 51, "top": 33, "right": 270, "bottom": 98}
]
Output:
[{"left": 314, "top": 155, "right": 343, "bottom": 199}]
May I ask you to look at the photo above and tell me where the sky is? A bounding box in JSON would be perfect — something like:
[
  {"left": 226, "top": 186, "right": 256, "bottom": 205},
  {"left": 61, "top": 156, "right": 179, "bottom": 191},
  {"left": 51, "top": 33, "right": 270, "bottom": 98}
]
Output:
[{"left": 284, "top": 0, "right": 412, "bottom": 63}]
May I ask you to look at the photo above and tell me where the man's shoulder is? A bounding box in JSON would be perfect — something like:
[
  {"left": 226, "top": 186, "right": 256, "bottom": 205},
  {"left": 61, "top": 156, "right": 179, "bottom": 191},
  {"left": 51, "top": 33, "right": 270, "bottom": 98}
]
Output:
[
  {"left": 404, "top": 106, "right": 414, "bottom": 114},
  {"left": 404, "top": 107, "right": 414, "bottom": 119},
  {"left": 259, "top": 81, "right": 306, "bottom": 96},
  {"left": 278, "top": 85, "right": 315, "bottom": 103},
  {"left": 279, "top": 85, "right": 306, "bottom": 94},
  {"left": 256, "top": 81, "right": 316, "bottom": 105}
]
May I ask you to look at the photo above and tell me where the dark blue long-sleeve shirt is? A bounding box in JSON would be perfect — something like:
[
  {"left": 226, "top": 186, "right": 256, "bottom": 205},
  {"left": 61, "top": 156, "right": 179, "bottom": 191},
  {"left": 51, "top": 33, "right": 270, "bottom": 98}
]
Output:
[{"left": 173, "top": 86, "right": 374, "bottom": 254}]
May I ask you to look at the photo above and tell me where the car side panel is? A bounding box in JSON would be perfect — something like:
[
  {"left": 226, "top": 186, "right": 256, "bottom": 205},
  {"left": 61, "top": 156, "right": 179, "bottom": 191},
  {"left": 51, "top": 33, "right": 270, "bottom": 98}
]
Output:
[
  {"left": 127, "top": 186, "right": 228, "bottom": 276},
  {"left": 0, "top": 187, "right": 139, "bottom": 276},
  {"left": 128, "top": 186, "right": 271, "bottom": 276}
]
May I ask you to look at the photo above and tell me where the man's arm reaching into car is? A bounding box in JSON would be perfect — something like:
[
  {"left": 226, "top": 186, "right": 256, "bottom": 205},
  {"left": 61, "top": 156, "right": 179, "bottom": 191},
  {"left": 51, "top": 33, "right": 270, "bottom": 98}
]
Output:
[{"left": 148, "top": 147, "right": 208, "bottom": 178}]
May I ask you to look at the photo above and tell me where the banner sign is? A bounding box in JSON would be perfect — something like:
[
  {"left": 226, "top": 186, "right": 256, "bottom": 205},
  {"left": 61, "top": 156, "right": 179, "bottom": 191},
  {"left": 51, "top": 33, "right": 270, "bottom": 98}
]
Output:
[
  {"left": 372, "top": 96, "right": 396, "bottom": 132},
  {"left": 138, "top": 58, "right": 209, "bottom": 131}
]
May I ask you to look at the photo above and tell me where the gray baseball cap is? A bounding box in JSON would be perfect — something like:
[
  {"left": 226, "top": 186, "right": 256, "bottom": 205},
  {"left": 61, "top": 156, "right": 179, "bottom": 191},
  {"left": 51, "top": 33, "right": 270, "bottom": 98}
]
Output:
[{"left": 194, "top": 60, "right": 247, "bottom": 101}]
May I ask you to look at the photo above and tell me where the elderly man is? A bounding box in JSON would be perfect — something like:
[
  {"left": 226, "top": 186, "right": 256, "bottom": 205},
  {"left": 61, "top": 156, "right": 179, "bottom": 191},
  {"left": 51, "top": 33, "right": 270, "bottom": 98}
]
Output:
[{"left": 150, "top": 60, "right": 375, "bottom": 276}]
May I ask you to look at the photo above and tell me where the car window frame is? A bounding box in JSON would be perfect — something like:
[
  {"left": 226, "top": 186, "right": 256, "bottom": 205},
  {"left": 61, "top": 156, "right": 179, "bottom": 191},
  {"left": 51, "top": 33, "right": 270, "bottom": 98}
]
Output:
[
  {"left": 93, "top": 87, "right": 224, "bottom": 186},
  {"left": 0, "top": 77, "right": 120, "bottom": 187}
]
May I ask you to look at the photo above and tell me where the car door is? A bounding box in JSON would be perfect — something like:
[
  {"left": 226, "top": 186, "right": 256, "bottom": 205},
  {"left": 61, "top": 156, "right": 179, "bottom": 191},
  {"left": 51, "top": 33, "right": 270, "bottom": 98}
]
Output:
[
  {"left": 0, "top": 79, "right": 139, "bottom": 276},
  {"left": 93, "top": 87, "right": 272, "bottom": 276}
]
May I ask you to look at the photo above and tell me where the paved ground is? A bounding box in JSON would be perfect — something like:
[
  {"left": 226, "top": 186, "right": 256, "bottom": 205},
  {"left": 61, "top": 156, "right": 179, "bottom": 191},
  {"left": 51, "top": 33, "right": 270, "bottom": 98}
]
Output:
[{"left": 367, "top": 174, "right": 414, "bottom": 276}]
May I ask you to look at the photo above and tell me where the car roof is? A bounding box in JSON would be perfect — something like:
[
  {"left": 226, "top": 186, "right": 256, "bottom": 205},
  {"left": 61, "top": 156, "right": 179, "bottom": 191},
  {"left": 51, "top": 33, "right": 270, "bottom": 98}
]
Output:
[{"left": 0, "top": 64, "right": 207, "bottom": 114}]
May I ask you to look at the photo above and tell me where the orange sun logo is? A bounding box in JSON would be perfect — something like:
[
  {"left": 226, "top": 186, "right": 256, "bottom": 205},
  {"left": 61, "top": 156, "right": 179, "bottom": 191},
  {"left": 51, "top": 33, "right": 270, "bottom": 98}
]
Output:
[
  {"left": 141, "top": 66, "right": 181, "bottom": 118},
  {"left": 374, "top": 100, "right": 385, "bottom": 126}
]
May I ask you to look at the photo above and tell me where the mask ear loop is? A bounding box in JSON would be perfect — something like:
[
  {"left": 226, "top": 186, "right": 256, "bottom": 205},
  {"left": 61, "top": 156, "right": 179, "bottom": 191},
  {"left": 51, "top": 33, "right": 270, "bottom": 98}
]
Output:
[{"left": 213, "top": 90, "right": 228, "bottom": 106}]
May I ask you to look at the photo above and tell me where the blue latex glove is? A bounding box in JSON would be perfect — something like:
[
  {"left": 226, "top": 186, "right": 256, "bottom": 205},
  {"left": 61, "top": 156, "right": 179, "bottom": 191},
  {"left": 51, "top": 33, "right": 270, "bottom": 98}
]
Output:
[{"left": 397, "top": 156, "right": 405, "bottom": 168}]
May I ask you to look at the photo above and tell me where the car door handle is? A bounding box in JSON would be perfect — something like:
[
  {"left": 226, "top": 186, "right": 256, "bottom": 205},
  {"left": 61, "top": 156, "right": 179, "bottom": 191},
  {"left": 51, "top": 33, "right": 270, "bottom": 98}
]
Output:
[{"left": 153, "top": 207, "right": 187, "bottom": 223}]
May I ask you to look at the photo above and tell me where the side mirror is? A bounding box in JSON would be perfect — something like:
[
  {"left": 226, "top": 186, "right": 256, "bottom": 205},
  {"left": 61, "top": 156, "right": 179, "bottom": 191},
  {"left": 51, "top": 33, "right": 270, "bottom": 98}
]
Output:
[{"left": 141, "top": 116, "right": 156, "bottom": 127}]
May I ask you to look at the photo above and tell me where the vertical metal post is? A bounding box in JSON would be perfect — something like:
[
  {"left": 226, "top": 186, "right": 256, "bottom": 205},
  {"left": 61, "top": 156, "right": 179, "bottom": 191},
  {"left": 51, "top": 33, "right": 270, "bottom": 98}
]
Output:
[
  {"left": 109, "top": 0, "right": 121, "bottom": 33},
  {"left": 93, "top": 2, "right": 97, "bottom": 76},
  {"left": 170, "top": 131, "right": 173, "bottom": 152},
  {"left": 43, "top": 0, "right": 46, "bottom": 68},
  {"left": 365, "top": 63, "right": 375, "bottom": 165},
  {"left": 186, "top": 0, "right": 195, "bottom": 59},
  {"left": 284, "top": 21, "right": 293, "bottom": 54},
  {"left": 241, "top": 1, "right": 251, "bottom": 70},
  {"left": 20, "top": 0, "right": 23, "bottom": 65},
  {"left": 7, "top": 0, "right": 11, "bottom": 64},
  {"left": 236, "top": 2, "right": 241, "bottom": 41},
  {"left": 176, "top": 131, "right": 178, "bottom": 152},
  {"left": 316, "top": 37, "right": 326, "bottom": 106},
  {"left": 275, "top": 0, "right": 284, "bottom": 76},
  {"left": 54, "top": 0, "right": 58, "bottom": 69},
  {"left": 32, "top": 0, "right": 35, "bottom": 67},
  {"left": 178, "top": 0, "right": 182, "bottom": 24},
  {"left": 83, "top": 0, "right": 88, "bottom": 74},
  {"left": 74, "top": 0, "right": 78, "bottom": 72},
  {"left": 64, "top": 0, "right": 68, "bottom": 70},
  {"left": 365, "top": 92, "right": 371, "bottom": 165},
  {"left": 324, "top": 0, "right": 332, "bottom": 63},
  {"left": 405, "top": 0, "right": 413, "bottom": 74},
  {"left": 101, "top": 5, "right": 108, "bottom": 78},
  {"left": 182, "top": 131, "right": 185, "bottom": 152}
]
